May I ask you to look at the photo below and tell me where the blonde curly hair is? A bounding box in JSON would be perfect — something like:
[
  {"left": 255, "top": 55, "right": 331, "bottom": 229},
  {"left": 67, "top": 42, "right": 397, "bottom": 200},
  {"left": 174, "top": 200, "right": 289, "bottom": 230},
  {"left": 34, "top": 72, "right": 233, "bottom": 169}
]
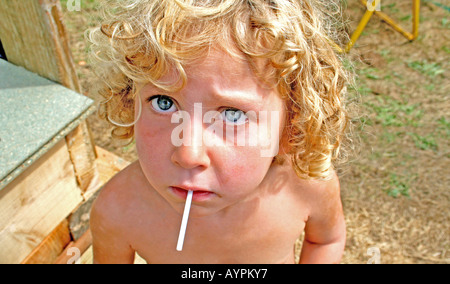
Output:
[{"left": 88, "top": 0, "right": 350, "bottom": 180}]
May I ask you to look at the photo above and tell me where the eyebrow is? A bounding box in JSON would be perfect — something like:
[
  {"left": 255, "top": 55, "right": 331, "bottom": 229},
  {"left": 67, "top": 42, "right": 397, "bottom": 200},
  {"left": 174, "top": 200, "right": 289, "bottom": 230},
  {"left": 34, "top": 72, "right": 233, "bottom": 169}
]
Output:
[
  {"left": 141, "top": 84, "right": 264, "bottom": 110},
  {"left": 208, "top": 89, "right": 264, "bottom": 110}
]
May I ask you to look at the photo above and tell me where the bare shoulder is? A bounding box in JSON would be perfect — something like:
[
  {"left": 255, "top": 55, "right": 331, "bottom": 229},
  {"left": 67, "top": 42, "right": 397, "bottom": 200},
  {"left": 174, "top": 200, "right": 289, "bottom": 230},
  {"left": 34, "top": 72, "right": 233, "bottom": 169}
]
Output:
[
  {"left": 294, "top": 169, "right": 345, "bottom": 243},
  {"left": 287, "top": 168, "right": 342, "bottom": 217},
  {"left": 90, "top": 161, "right": 147, "bottom": 263},
  {"left": 90, "top": 161, "right": 146, "bottom": 235},
  {"left": 300, "top": 170, "right": 340, "bottom": 197},
  {"left": 93, "top": 162, "right": 143, "bottom": 210}
]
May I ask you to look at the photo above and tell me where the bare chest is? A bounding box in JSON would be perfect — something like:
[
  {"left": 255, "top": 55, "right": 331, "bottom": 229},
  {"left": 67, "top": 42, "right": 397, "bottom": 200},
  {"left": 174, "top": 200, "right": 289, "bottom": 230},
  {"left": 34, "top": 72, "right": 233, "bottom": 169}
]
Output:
[{"left": 130, "top": 193, "right": 307, "bottom": 264}]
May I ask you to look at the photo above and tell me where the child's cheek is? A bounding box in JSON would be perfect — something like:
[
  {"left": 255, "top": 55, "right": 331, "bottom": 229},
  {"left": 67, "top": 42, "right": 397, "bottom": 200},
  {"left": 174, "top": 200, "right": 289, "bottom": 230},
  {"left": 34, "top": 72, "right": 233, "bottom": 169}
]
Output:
[
  {"left": 219, "top": 147, "right": 272, "bottom": 189},
  {"left": 135, "top": 117, "right": 172, "bottom": 160}
]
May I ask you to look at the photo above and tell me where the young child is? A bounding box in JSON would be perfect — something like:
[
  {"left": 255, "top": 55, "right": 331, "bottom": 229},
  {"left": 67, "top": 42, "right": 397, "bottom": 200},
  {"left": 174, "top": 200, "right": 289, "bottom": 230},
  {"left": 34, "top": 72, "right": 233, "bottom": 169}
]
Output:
[{"left": 89, "top": 0, "right": 349, "bottom": 264}]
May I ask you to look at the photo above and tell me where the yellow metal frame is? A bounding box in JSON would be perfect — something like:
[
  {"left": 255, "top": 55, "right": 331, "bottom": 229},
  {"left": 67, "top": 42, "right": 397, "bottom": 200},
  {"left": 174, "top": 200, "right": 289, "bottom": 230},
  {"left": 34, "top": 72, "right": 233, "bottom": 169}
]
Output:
[{"left": 341, "top": 0, "right": 421, "bottom": 52}]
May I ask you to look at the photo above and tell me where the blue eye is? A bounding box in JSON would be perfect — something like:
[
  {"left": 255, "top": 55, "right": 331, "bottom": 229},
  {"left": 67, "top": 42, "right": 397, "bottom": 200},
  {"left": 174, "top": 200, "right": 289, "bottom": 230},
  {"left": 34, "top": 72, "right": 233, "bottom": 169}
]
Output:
[
  {"left": 221, "top": 109, "right": 248, "bottom": 125},
  {"left": 149, "top": 95, "right": 177, "bottom": 113}
]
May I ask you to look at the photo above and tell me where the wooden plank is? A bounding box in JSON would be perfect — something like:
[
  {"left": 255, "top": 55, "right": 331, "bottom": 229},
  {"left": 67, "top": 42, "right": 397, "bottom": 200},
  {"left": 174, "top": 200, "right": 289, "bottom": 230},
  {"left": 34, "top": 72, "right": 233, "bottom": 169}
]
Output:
[
  {"left": 0, "top": 140, "right": 83, "bottom": 264},
  {"left": 18, "top": 146, "right": 131, "bottom": 263},
  {"left": 57, "top": 147, "right": 132, "bottom": 264},
  {"left": 69, "top": 189, "right": 101, "bottom": 241},
  {"left": 80, "top": 246, "right": 94, "bottom": 264},
  {"left": 65, "top": 121, "right": 99, "bottom": 195},
  {"left": 0, "top": 0, "right": 98, "bottom": 193},
  {"left": 70, "top": 246, "right": 147, "bottom": 264},
  {"left": 134, "top": 253, "right": 147, "bottom": 264},
  {"left": 21, "top": 219, "right": 71, "bottom": 264},
  {"left": 78, "top": 247, "right": 147, "bottom": 264},
  {"left": 94, "top": 146, "right": 131, "bottom": 188},
  {"left": 0, "top": 0, "right": 80, "bottom": 92},
  {"left": 68, "top": 146, "right": 130, "bottom": 240}
]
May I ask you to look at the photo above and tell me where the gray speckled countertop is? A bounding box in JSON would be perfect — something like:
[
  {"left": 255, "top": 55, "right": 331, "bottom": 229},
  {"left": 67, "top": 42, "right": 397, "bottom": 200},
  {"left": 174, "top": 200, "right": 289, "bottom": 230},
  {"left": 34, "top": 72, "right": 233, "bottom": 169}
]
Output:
[{"left": 0, "top": 59, "right": 95, "bottom": 190}]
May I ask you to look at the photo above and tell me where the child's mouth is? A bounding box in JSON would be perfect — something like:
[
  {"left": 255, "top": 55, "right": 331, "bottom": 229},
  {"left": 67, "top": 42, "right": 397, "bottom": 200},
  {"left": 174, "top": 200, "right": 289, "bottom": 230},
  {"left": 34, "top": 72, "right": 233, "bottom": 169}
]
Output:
[{"left": 170, "top": 186, "right": 216, "bottom": 202}]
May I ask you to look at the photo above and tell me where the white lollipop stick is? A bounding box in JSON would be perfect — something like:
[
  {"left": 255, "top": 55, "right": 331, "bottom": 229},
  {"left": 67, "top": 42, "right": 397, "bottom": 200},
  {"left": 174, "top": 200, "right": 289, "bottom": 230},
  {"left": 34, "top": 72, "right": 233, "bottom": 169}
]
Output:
[{"left": 176, "top": 190, "right": 193, "bottom": 251}]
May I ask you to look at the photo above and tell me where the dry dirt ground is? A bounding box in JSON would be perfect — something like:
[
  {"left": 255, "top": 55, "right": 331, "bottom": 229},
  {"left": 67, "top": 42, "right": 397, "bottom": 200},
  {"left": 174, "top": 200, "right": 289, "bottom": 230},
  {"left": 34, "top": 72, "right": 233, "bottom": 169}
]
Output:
[{"left": 60, "top": 0, "right": 449, "bottom": 264}]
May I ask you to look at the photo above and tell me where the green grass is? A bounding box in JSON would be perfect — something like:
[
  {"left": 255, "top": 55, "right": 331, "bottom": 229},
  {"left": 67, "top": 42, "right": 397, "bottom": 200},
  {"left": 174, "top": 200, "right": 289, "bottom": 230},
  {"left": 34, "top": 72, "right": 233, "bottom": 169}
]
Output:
[
  {"left": 408, "top": 132, "right": 438, "bottom": 151},
  {"left": 437, "top": 117, "right": 450, "bottom": 137},
  {"left": 385, "top": 173, "right": 413, "bottom": 198},
  {"left": 350, "top": 48, "right": 445, "bottom": 197},
  {"left": 407, "top": 60, "right": 445, "bottom": 77},
  {"left": 364, "top": 96, "right": 423, "bottom": 128},
  {"left": 382, "top": 3, "right": 400, "bottom": 14}
]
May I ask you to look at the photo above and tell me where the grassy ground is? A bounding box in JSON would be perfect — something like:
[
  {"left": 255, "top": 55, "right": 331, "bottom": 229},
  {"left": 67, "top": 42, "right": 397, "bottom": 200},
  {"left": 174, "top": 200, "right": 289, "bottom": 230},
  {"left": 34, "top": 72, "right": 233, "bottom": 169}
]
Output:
[{"left": 60, "top": 0, "right": 449, "bottom": 264}]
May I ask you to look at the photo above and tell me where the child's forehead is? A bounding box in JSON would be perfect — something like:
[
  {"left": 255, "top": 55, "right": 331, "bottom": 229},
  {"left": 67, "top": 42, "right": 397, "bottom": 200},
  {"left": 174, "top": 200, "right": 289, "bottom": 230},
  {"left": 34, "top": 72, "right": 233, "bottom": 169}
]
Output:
[
  {"left": 185, "top": 47, "right": 254, "bottom": 80},
  {"left": 145, "top": 46, "right": 268, "bottom": 89},
  {"left": 140, "top": 49, "right": 282, "bottom": 109}
]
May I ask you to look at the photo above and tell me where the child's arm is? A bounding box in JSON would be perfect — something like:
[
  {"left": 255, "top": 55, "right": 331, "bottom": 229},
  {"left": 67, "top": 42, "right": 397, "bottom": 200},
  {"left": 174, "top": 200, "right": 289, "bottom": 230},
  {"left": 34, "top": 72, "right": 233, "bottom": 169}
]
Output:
[
  {"left": 299, "top": 172, "right": 346, "bottom": 264},
  {"left": 90, "top": 185, "right": 136, "bottom": 264}
]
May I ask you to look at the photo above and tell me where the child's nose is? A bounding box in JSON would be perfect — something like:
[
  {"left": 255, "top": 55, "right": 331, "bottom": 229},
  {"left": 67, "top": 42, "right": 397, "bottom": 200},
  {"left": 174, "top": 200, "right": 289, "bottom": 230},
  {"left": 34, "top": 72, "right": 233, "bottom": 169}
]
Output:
[
  {"left": 171, "top": 121, "right": 210, "bottom": 170},
  {"left": 171, "top": 142, "right": 210, "bottom": 170}
]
